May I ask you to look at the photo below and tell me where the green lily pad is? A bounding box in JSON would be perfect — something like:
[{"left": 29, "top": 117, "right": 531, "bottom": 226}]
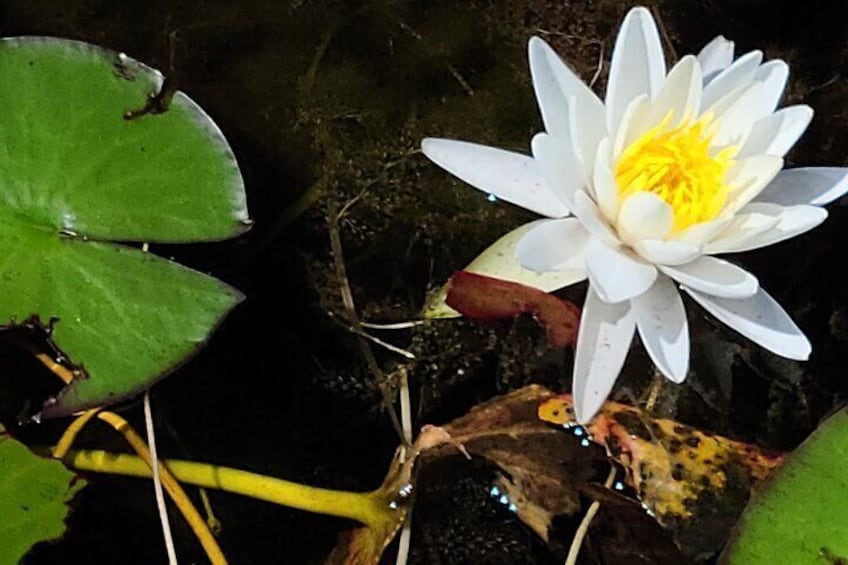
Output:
[
  {"left": 721, "top": 408, "right": 848, "bottom": 564},
  {"left": 0, "top": 427, "right": 84, "bottom": 562},
  {"left": 0, "top": 37, "right": 250, "bottom": 416}
]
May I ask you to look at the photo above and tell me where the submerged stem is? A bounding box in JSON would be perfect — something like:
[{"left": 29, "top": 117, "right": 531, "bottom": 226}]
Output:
[
  {"left": 95, "top": 412, "right": 227, "bottom": 564},
  {"left": 62, "top": 449, "right": 390, "bottom": 528}
]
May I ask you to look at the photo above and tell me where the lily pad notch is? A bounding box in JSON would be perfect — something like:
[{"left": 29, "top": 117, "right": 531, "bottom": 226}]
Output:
[{"left": 0, "top": 36, "right": 251, "bottom": 417}]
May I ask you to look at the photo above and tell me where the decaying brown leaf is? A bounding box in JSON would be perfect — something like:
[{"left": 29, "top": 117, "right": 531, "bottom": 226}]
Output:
[
  {"left": 326, "top": 386, "right": 585, "bottom": 564},
  {"left": 328, "top": 385, "right": 785, "bottom": 563},
  {"left": 436, "top": 385, "right": 585, "bottom": 541},
  {"left": 539, "top": 393, "right": 786, "bottom": 558}
]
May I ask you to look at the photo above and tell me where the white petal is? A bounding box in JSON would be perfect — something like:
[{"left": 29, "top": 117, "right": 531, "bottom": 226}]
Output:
[
  {"left": 634, "top": 239, "right": 701, "bottom": 266},
  {"left": 701, "top": 50, "right": 763, "bottom": 111},
  {"left": 646, "top": 55, "right": 702, "bottom": 127},
  {"left": 569, "top": 95, "right": 607, "bottom": 185},
  {"left": 573, "top": 287, "right": 636, "bottom": 423},
  {"left": 738, "top": 105, "right": 813, "bottom": 158},
  {"left": 528, "top": 37, "right": 571, "bottom": 136},
  {"left": 710, "top": 81, "right": 765, "bottom": 148},
  {"left": 660, "top": 256, "right": 758, "bottom": 298},
  {"left": 702, "top": 203, "right": 781, "bottom": 253},
  {"left": 517, "top": 217, "right": 590, "bottom": 272},
  {"left": 683, "top": 286, "right": 811, "bottom": 360},
  {"left": 532, "top": 132, "right": 585, "bottom": 208},
  {"left": 571, "top": 189, "right": 619, "bottom": 243},
  {"left": 616, "top": 192, "right": 673, "bottom": 245},
  {"left": 697, "top": 35, "right": 735, "bottom": 83},
  {"left": 528, "top": 36, "right": 605, "bottom": 138},
  {"left": 704, "top": 83, "right": 750, "bottom": 123},
  {"left": 465, "top": 220, "right": 588, "bottom": 291},
  {"left": 755, "top": 60, "right": 789, "bottom": 116},
  {"left": 674, "top": 218, "right": 733, "bottom": 247},
  {"left": 632, "top": 276, "right": 690, "bottom": 382},
  {"left": 421, "top": 138, "right": 569, "bottom": 217},
  {"left": 606, "top": 6, "right": 666, "bottom": 135},
  {"left": 586, "top": 238, "right": 657, "bottom": 303},
  {"left": 705, "top": 204, "right": 827, "bottom": 254},
  {"left": 754, "top": 167, "right": 848, "bottom": 206},
  {"left": 613, "top": 93, "right": 651, "bottom": 160},
  {"left": 592, "top": 137, "right": 619, "bottom": 220},
  {"left": 724, "top": 154, "right": 784, "bottom": 213}
]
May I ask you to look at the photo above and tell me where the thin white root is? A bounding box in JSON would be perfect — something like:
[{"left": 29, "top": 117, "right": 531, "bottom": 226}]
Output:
[
  {"left": 565, "top": 466, "right": 616, "bottom": 565},
  {"left": 395, "top": 368, "right": 413, "bottom": 565},
  {"left": 358, "top": 330, "right": 416, "bottom": 360},
  {"left": 144, "top": 390, "right": 178, "bottom": 565},
  {"left": 396, "top": 507, "right": 413, "bottom": 565},
  {"left": 360, "top": 320, "right": 425, "bottom": 330}
]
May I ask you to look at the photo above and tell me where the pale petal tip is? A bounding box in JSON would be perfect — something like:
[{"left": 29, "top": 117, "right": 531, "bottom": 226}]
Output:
[
  {"left": 625, "top": 5, "right": 654, "bottom": 21},
  {"left": 799, "top": 104, "right": 814, "bottom": 121},
  {"left": 665, "top": 358, "right": 690, "bottom": 384},
  {"left": 811, "top": 168, "right": 848, "bottom": 206},
  {"left": 528, "top": 35, "right": 547, "bottom": 51},
  {"left": 420, "top": 137, "right": 439, "bottom": 154},
  {"left": 783, "top": 332, "right": 812, "bottom": 361},
  {"left": 574, "top": 396, "right": 602, "bottom": 425}
]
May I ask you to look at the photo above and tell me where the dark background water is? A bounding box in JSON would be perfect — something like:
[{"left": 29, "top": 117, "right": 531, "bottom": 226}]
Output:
[{"left": 1, "top": 0, "right": 848, "bottom": 563}]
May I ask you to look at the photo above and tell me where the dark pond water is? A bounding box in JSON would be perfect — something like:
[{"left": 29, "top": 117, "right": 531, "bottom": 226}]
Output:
[{"left": 2, "top": 0, "right": 848, "bottom": 563}]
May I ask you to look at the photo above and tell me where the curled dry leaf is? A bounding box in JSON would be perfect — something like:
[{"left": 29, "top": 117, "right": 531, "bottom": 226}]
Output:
[
  {"left": 328, "top": 385, "right": 784, "bottom": 563},
  {"left": 438, "top": 385, "right": 585, "bottom": 541},
  {"left": 444, "top": 271, "right": 580, "bottom": 348},
  {"left": 539, "top": 394, "right": 786, "bottom": 558},
  {"left": 326, "top": 386, "right": 585, "bottom": 564}
]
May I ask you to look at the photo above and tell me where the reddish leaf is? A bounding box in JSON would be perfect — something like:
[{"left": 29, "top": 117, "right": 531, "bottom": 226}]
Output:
[{"left": 445, "top": 271, "right": 580, "bottom": 347}]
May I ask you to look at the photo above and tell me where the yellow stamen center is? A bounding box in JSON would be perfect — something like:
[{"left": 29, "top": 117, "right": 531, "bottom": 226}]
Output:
[{"left": 614, "top": 112, "right": 737, "bottom": 232}]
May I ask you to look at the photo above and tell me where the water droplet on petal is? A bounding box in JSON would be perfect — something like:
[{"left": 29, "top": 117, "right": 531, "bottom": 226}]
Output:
[{"left": 487, "top": 193, "right": 497, "bottom": 202}]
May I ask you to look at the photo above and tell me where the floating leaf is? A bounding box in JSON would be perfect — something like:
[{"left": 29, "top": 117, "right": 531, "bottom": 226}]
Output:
[
  {"left": 329, "top": 386, "right": 701, "bottom": 563},
  {"left": 721, "top": 408, "right": 848, "bottom": 564},
  {"left": 0, "top": 426, "right": 84, "bottom": 562},
  {"left": 0, "top": 37, "right": 249, "bottom": 416},
  {"left": 445, "top": 271, "right": 580, "bottom": 348},
  {"left": 437, "top": 385, "right": 583, "bottom": 541},
  {"left": 421, "top": 222, "right": 585, "bottom": 320},
  {"left": 327, "top": 388, "right": 584, "bottom": 564},
  {"left": 539, "top": 394, "right": 785, "bottom": 558}
]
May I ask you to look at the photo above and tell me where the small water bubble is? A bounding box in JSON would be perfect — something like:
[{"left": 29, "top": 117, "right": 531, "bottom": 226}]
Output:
[
  {"left": 457, "top": 368, "right": 465, "bottom": 376},
  {"left": 486, "top": 193, "right": 498, "bottom": 202},
  {"left": 614, "top": 481, "right": 625, "bottom": 491},
  {"left": 389, "top": 501, "right": 398, "bottom": 510},
  {"left": 489, "top": 485, "right": 500, "bottom": 497},
  {"left": 498, "top": 494, "right": 509, "bottom": 505},
  {"left": 508, "top": 503, "right": 517, "bottom": 513},
  {"left": 580, "top": 438, "right": 590, "bottom": 447},
  {"left": 573, "top": 427, "right": 584, "bottom": 437}
]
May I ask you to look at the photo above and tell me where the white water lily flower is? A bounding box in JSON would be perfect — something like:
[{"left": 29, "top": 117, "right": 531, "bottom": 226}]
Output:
[{"left": 421, "top": 6, "right": 848, "bottom": 422}]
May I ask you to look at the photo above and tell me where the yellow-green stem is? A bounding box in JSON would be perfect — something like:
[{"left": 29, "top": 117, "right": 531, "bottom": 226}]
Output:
[{"left": 63, "top": 449, "right": 389, "bottom": 528}]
